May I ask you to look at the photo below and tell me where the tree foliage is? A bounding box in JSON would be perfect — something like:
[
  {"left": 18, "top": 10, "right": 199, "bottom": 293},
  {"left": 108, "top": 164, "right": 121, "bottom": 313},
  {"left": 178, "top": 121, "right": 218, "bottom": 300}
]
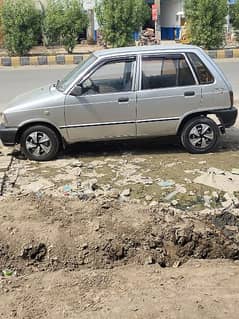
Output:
[
  {"left": 43, "top": 0, "right": 88, "bottom": 53},
  {"left": 184, "top": 0, "right": 227, "bottom": 49},
  {"left": 0, "top": 0, "right": 41, "bottom": 56},
  {"left": 230, "top": 1, "right": 239, "bottom": 41},
  {"left": 41, "top": 0, "right": 63, "bottom": 46},
  {"left": 96, "top": 0, "right": 150, "bottom": 47}
]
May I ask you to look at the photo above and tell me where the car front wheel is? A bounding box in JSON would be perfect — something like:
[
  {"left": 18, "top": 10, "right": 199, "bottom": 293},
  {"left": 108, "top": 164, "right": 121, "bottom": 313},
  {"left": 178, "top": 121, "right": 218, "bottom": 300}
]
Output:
[
  {"left": 20, "top": 125, "right": 60, "bottom": 161},
  {"left": 180, "top": 117, "right": 220, "bottom": 154}
]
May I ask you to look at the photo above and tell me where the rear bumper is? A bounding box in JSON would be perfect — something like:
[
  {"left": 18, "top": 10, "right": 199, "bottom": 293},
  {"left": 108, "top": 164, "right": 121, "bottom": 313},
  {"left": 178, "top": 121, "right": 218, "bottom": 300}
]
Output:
[
  {"left": 0, "top": 124, "right": 17, "bottom": 146},
  {"left": 215, "top": 106, "right": 238, "bottom": 128}
]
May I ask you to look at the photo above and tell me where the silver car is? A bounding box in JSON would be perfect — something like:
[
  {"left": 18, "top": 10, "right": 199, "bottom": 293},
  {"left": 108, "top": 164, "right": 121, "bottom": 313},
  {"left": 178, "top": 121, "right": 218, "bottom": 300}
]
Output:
[{"left": 0, "top": 45, "right": 237, "bottom": 161}]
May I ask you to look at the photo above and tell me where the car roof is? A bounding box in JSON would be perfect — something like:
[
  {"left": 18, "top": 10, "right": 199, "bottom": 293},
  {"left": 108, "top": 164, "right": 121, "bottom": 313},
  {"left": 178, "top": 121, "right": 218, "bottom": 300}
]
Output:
[{"left": 93, "top": 45, "right": 200, "bottom": 58}]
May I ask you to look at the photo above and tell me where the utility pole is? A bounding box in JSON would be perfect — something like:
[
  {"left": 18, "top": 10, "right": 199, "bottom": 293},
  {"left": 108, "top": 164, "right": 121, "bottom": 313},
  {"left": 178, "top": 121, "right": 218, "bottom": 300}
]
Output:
[
  {"left": 154, "top": 0, "right": 161, "bottom": 41},
  {"left": 84, "top": 0, "right": 95, "bottom": 44}
]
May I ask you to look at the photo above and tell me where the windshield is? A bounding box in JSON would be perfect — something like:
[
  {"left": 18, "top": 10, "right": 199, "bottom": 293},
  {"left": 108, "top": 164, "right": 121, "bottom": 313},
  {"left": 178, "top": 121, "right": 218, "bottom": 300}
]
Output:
[{"left": 57, "top": 54, "right": 97, "bottom": 92}]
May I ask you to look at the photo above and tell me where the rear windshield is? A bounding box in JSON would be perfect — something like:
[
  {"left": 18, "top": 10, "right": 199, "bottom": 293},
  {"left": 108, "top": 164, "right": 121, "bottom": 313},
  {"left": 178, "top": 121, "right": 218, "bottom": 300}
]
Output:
[{"left": 57, "top": 54, "right": 97, "bottom": 92}]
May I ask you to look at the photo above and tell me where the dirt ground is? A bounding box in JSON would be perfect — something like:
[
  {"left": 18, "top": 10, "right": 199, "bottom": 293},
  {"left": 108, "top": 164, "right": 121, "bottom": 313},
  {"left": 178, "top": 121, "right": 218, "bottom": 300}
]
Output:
[
  {"left": 0, "top": 197, "right": 239, "bottom": 319},
  {"left": 0, "top": 125, "right": 239, "bottom": 318}
]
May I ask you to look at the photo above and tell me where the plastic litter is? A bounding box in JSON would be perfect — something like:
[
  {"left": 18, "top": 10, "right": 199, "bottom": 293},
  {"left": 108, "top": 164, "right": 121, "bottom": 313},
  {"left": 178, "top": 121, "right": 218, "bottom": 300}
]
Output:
[
  {"left": 2, "top": 269, "right": 16, "bottom": 277},
  {"left": 158, "top": 180, "right": 175, "bottom": 188}
]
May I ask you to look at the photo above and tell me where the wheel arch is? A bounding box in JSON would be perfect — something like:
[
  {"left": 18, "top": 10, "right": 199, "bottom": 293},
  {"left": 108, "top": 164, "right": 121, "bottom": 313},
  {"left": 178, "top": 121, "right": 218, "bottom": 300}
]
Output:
[
  {"left": 177, "top": 111, "right": 220, "bottom": 136},
  {"left": 16, "top": 121, "right": 65, "bottom": 149}
]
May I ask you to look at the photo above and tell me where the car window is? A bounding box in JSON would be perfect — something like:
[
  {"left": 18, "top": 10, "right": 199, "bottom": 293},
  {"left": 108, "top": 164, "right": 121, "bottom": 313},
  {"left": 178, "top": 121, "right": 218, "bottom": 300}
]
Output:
[
  {"left": 57, "top": 54, "right": 97, "bottom": 92},
  {"left": 80, "top": 58, "right": 136, "bottom": 95},
  {"left": 141, "top": 55, "right": 195, "bottom": 90},
  {"left": 178, "top": 58, "right": 196, "bottom": 86},
  {"left": 187, "top": 52, "right": 214, "bottom": 84}
]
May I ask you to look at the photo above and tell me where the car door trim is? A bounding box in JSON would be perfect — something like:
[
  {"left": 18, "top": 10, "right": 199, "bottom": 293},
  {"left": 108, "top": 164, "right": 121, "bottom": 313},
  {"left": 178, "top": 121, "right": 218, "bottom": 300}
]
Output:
[{"left": 60, "top": 117, "right": 180, "bottom": 129}]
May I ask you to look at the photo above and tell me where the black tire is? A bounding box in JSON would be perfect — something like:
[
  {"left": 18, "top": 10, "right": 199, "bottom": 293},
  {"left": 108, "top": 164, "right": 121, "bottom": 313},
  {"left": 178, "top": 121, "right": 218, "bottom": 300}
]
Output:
[
  {"left": 180, "top": 117, "right": 220, "bottom": 154},
  {"left": 20, "top": 125, "right": 60, "bottom": 161}
]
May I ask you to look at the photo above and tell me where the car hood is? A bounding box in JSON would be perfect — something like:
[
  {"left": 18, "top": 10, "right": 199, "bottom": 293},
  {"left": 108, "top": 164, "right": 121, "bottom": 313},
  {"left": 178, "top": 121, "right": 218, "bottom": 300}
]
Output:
[{"left": 4, "top": 84, "right": 64, "bottom": 113}]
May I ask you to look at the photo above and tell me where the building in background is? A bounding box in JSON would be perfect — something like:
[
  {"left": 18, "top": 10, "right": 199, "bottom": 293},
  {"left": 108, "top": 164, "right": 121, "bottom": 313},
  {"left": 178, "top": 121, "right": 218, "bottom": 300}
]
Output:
[{"left": 145, "top": 0, "right": 184, "bottom": 40}]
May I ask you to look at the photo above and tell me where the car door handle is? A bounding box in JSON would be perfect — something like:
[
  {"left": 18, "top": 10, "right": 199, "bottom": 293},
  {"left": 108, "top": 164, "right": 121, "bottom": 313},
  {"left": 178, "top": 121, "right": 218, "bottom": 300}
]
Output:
[
  {"left": 118, "top": 97, "right": 129, "bottom": 103},
  {"left": 184, "top": 91, "right": 195, "bottom": 97}
]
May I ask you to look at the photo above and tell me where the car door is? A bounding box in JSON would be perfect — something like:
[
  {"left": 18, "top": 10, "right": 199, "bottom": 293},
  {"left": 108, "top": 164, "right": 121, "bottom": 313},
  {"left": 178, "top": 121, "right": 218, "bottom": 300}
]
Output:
[
  {"left": 136, "top": 53, "right": 202, "bottom": 137},
  {"left": 64, "top": 57, "right": 137, "bottom": 142}
]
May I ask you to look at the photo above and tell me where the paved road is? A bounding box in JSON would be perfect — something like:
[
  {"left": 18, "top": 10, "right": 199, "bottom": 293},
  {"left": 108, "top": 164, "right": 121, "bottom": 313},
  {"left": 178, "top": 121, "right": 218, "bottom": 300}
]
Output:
[{"left": 0, "top": 59, "right": 239, "bottom": 112}]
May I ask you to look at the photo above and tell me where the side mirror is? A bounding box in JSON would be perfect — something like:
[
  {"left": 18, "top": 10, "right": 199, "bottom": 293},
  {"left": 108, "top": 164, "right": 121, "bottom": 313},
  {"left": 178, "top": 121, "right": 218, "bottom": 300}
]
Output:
[{"left": 70, "top": 84, "right": 83, "bottom": 96}]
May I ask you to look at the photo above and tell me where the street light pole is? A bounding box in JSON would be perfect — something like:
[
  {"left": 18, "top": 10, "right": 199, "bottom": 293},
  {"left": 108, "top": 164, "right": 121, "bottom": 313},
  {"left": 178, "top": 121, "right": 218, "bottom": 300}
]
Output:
[{"left": 154, "top": 0, "right": 161, "bottom": 41}]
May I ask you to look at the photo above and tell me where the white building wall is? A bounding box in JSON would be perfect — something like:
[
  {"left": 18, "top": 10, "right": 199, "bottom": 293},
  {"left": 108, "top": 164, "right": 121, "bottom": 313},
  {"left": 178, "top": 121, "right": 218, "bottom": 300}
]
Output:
[{"left": 161, "top": 0, "right": 184, "bottom": 28}]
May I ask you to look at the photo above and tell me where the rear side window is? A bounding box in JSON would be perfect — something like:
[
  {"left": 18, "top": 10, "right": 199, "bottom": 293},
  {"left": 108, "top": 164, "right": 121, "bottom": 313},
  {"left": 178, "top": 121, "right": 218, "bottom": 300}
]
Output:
[
  {"left": 141, "top": 55, "right": 195, "bottom": 90},
  {"left": 187, "top": 52, "right": 214, "bottom": 84}
]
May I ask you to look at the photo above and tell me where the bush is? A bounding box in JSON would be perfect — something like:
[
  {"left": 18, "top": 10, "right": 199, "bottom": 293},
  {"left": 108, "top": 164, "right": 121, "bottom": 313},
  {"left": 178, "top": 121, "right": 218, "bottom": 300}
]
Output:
[
  {"left": 230, "top": 2, "right": 239, "bottom": 41},
  {"left": 43, "top": 0, "right": 88, "bottom": 53},
  {"left": 41, "top": 0, "right": 63, "bottom": 46},
  {"left": 0, "top": 0, "right": 41, "bottom": 56},
  {"left": 96, "top": 0, "right": 150, "bottom": 47},
  {"left": 184, "top": 0, "right": 227, "bottom": 49}
]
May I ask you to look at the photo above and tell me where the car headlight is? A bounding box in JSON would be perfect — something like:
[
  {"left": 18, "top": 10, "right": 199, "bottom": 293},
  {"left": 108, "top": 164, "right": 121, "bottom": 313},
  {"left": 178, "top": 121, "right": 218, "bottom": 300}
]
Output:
[{"left": 0, "top": 112, "right": 7, "bottom": 125}]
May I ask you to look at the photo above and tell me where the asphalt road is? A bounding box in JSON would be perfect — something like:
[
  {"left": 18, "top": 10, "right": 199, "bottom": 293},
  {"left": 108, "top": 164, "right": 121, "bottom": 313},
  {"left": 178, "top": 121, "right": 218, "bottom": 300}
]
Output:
[{"left": 0, "top": 59, "right": 239, "bottom": 112}]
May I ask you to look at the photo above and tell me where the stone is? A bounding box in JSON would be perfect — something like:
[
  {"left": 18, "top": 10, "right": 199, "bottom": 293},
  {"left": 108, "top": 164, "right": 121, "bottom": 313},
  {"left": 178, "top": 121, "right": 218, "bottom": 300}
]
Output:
[
  {"left": 203, "top": 195, "right": 211, "bottom": 208},
  {"left": 145, "top": 256, "right": 154, "bottom": 265},
  {"left": 121, "top": 188, "right": 131, "bottom": 197},
  {"left": 145, "top": 195, "right": 153, "bottom": 201},
  {"left": 171, "top": 200, "right": 178, "bottom": 206},
  {"left": 149, "top": 201, "right": 158, "bottom": 207}
]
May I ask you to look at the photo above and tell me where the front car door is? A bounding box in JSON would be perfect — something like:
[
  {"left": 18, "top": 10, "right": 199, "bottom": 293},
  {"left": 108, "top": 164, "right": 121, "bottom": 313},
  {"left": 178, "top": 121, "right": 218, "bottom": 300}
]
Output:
[
  {"left": 64, "top": 56, "right": 137, "bottom": 142},
  {"left": 136, "top": 53, "right": 202, "bottom": 137}
]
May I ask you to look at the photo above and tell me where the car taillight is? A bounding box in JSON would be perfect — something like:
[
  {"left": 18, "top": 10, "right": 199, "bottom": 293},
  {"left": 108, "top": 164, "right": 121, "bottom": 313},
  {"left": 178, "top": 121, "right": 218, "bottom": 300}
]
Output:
[{"left": 229, "top": 90, "right": 234, "bottom": 107}]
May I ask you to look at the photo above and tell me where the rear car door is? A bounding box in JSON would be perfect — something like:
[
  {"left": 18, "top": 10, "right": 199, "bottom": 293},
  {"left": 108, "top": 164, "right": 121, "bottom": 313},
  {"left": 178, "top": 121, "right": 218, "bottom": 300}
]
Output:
[{"left": 136, "top": 53, "right": 202, "bottom": 137}]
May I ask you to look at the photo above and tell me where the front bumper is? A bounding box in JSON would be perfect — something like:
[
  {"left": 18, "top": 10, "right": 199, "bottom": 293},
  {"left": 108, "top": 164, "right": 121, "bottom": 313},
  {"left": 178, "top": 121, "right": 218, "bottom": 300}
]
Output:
[
  {"left": 0, "top": 124, "right": 18, "bottom": 146},
  {"left": 215, "top": 106, "right": 238, "bottom": 128}
]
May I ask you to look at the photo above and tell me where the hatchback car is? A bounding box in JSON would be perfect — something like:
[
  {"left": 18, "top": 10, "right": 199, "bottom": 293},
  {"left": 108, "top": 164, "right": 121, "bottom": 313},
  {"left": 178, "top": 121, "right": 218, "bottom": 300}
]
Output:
[{"left": 0, "top": 45, "right": 237, "bottom": 161}]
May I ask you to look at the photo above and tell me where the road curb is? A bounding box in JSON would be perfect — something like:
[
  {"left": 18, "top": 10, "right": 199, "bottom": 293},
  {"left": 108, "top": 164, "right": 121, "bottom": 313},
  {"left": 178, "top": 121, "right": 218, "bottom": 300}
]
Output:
[
  {"left": 1, "top": 49, "right": 239, "bottom": 67},
  {"left": 205, "top": 48, "right": 239, "bottom": 59},
  {"left": 0, "top": 54, "right": 85, "bottom": 67}
]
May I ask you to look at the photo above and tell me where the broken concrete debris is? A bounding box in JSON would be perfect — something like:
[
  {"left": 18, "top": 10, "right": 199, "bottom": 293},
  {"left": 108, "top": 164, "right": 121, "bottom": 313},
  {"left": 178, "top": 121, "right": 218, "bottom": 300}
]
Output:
[
  {"left": 1, "top": 148, "right": 239, "bottom": 211},
  {"left": 194, "top": 167, "right": 239, "bottom": 193}
]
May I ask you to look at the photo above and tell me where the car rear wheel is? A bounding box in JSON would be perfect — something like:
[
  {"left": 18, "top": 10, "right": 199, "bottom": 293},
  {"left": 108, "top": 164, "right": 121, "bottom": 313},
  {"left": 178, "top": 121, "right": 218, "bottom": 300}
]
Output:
[
  {"left": 180, "top": 117, "right": 220, "bottom": 154},
  {"left": 20, "top": 125, "right": 60, "bottom": 161}
]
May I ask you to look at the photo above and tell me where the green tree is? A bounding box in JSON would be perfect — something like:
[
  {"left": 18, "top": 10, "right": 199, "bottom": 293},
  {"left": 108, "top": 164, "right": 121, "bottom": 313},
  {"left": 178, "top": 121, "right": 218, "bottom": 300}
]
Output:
[
  {"left": 42, "top": 0, "right": 64, "bottom": 46},
  {"left": 96, "top": 0, "right": 150, "bottom": 47},
  {"left": 0, "top": 0, "right": 41, "bottom": 56},
  {"left": 61, "top": 0, "right": 88, "bottom": 53},
  {"left": 43, "top": 0, "right": 88, "bottom": 53},
  {"left": 184, "top": 0, "right": 227, "bottom": 49},
  {"left": 230, "top": 1, "right": 239, "bottom": 41}
]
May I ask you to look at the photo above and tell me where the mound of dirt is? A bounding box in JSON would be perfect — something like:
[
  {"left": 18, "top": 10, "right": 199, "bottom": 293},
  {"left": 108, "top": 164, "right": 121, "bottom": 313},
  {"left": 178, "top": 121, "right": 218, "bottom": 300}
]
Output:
[{"left": 0, "top": 196, "right": 239, "bottom": 276}]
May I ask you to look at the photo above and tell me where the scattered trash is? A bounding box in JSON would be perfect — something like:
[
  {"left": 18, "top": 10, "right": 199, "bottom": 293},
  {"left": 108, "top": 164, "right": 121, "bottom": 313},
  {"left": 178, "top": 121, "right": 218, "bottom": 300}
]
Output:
[
  {"left": 165, "top": 190, "right": 178, "bottom": 201},
  {"left": 158, "top": 180, "right": 175, "bottom": 188},
  {"left": 63, "top": 184, "right": 73, "bottom": 196},
  {"left": 165, "top": 185, "right": 187, "bottom": 201},
  {"left": 2, "top": 269, "right": 16, "bottom": 277}
]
